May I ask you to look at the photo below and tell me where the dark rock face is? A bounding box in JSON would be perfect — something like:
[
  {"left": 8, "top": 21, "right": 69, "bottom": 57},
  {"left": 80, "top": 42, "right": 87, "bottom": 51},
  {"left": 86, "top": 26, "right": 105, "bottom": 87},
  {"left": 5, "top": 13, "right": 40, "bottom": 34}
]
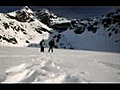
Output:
[
  {"left": 26, "top": 40, "right": 30, "bottom": 43},
  {"left": 87, "top": 25, "right": 98, "bottom": 33},
  {"left": 35, "top": 28, "right": 43, "bottom": 34},
  {"left": 9, "top": 37, "right": 18, "bottom": 44},
  {"left": 74, "top": 26, "right": 85, "bottom": 34},
  {"left": 0, "top": 35, "right": 18, "bottom": 44},
  {"left": 35, "top": 8, "right": 54, "bottom": 26},
  {"left": 3, "top": 22, "right": 9, "bottom": 29},
  {"left": 51, "top": 22, "right": 71, "bottom": 32},
  {"left": 35, "top": 8, "right": 71, "bottom": 32},
  {"left": 6, "top": 6, "right": 34, "bottom": 23},
  {"left": 15, "top": 10, "right": 33, "bottom": 22}
]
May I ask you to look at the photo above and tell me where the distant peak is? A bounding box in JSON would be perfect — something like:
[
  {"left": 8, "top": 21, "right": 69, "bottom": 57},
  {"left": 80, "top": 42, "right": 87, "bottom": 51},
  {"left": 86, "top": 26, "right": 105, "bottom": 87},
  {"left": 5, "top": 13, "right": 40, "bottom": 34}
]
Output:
[
  {"left": 22, "top": 6, "right": 30, "bottom": 10},
  {"left": 20, "top": 6, "right": 34, "bottom": 14},
  {"left": 40, "top": 8, "right": 50, "bottom": 13}
]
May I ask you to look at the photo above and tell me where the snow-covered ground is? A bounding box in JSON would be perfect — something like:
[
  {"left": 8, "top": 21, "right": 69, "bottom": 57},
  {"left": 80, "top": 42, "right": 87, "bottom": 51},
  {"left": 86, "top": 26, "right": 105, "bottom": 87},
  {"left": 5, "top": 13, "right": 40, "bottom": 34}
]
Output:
[{"left": 0, "top": 46, "right": 120, "bottom": 83}]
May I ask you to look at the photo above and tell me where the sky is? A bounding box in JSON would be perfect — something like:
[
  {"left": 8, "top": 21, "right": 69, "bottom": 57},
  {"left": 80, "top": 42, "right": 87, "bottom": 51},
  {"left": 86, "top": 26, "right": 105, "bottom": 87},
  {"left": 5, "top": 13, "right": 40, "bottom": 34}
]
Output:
[{"left": 0, "top": 6, "right": 120, "bottom": 19}]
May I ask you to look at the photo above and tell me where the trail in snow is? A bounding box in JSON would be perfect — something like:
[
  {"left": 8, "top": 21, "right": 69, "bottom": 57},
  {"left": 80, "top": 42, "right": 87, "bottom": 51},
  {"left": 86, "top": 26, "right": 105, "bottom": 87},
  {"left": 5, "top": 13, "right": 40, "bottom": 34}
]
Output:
[
  {"left": 1, "top": 51, "right": 81, "bottom": 83},
  {"left": 0, "top": 47, "right": 120, "bottom": 83}
]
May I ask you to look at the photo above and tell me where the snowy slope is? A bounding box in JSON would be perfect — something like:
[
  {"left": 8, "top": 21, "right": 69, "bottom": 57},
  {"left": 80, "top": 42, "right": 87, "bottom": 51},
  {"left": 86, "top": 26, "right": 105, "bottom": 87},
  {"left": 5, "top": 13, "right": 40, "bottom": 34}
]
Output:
[
  {"left": 34, "top": 7, "right": 120, "bottom": 53},
  {"left": 0, "top": 46, "right": 120, "bottom": 83},
  {"left": 0, "top": 6, "right": 120, "bottom": 53},
  {"left": 54, "top": 26, "right": 120, "bottom": 52},
  {"left": 0, "top": 6, "right": 52, "bottom": 47},
  {"left": 47, "top": 10, "right": 120, "bottom": 53}
]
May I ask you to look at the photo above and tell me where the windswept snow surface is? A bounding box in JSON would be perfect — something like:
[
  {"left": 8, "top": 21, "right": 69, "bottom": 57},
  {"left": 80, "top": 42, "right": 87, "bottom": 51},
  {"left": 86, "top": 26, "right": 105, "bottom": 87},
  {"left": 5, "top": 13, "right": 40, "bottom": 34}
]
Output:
[{"left": 0, "top": 46, "right": 120, "bottom": 83}]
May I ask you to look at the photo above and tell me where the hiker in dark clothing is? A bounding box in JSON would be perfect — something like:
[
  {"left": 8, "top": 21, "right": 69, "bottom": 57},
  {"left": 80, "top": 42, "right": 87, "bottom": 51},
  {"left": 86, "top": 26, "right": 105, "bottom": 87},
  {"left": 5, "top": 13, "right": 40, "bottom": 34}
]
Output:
[
  {"left": 39, "top": 39, "right": 45, "bottom": 52},
  {"left": 48, "top": 39, "right": 55, "bottom": 53}
]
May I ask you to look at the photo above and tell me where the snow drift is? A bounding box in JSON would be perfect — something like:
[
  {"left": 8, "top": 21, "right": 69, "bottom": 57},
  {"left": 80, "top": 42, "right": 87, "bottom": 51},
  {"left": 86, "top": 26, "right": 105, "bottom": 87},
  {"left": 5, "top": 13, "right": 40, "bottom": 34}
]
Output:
[
  {"left": 2, "top": 57, "right": 80, "bottom": 83},
  {"left": 0, "top": 47, "right": 120, "bottom": 83}
]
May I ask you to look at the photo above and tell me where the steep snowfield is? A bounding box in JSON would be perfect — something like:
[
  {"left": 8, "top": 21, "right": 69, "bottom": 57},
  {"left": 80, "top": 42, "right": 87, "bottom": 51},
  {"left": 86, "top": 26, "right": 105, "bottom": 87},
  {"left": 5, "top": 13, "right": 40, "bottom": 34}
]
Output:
[
  {"left": 0, "top": 6, "right": 52, "bottom": 47},
  {"left": 0, "top": 46, "right": 120, "bottom": 83},
  {"left": 56, "top": 26, "right": 120, "bottom": 52}
]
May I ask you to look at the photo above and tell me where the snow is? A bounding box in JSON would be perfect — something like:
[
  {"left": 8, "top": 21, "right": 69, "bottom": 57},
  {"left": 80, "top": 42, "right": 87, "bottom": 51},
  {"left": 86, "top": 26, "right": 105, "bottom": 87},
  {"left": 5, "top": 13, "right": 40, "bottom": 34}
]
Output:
[
  {"left": 0, "top": 6, "right": 120, "bottom": 54},
  {"left": 0, "top": 10, "right": 52, "bottom": 47},
  {"left": 57, "top": 26, "right": 120, "bottom": 53},
  {"left": 7, "top": 6, "right": 34, "bottom": 17},
  {"left": 7, "top": 11, "right": 16, "bottom": 17},
  {"left": 34, "top": 19, "right": 53, "bottom": 31},
  {"left": 0, "top": 46, "right": 120, "bottom": 83},
  {"left": 0, "top": 7, "right": 120, "bottom": 83},
  {"left": 22, "top": 6, "right": 34, "bottom": 14},
  {"left": 50, "top": 17, "right": 71, "bottom": 25}
]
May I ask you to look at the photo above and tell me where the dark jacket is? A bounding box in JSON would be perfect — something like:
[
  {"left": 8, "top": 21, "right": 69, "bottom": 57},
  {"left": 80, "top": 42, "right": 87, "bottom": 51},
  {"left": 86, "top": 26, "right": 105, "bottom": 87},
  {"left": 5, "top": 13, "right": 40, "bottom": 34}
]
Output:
[
  {"left": 49, "top": 39, "right": 55, "bottom": 47},
  {"left": 40, "top": 39, "right": 45, "bottom": 47}
]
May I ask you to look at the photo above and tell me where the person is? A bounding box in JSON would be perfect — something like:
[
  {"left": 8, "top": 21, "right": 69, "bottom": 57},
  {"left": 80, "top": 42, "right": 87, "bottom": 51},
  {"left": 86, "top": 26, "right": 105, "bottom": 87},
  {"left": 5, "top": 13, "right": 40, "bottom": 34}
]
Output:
[
  {"left": 39, "top": 39, "right": 45, "bottom": 52},
  {"left": 48, "top": 39, "right": 55, "bottom": 53}
]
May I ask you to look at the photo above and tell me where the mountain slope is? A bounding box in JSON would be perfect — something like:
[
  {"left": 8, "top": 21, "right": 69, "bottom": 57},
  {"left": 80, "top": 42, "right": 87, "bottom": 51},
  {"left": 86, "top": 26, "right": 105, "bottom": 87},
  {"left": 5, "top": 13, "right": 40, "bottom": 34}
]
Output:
[
  {"left": 35, "top": 8, "right": 71, "bottom": 25},
  {"left": 0, "top": 6, "right": 53, "bottom": 47},
  {"left": 42, "top": 9, "right": 120, "bottom": 52},
  {"left": 0, "top": 6, "right": 120, "bottom": 52}
]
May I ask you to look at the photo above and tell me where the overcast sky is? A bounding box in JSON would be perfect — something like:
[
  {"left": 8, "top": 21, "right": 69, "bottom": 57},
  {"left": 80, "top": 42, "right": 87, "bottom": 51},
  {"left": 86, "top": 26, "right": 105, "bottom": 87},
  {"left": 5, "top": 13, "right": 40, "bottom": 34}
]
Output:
[{"left": 0, "top": 6, "right": 120, "bottom": 19}]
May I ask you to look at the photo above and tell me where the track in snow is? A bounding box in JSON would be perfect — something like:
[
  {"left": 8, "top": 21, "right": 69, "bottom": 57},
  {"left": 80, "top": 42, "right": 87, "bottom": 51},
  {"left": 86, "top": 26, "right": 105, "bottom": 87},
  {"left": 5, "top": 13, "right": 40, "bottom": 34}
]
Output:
[{"left": 0, "top": 46, "right": 120, "bottom": 83}]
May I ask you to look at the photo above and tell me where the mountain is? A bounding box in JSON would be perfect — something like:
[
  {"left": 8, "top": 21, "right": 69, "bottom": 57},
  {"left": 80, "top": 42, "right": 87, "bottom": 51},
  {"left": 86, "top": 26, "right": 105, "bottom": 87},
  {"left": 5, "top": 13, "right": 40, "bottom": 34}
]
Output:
[
  {"left": 0, "top": 6, "right": 52, "bottom": 47},
  {"left": 0, "top": 6, "right": 120, "bottom": 52},
  {"left": 35, "top": 8, "right": 120, "bottom": 52},
  {"left": 7, "top": 6, "right": 35, "bottom": 22},
  {"left": 35, "top": 8, "right": 71, "bottom": 32}
]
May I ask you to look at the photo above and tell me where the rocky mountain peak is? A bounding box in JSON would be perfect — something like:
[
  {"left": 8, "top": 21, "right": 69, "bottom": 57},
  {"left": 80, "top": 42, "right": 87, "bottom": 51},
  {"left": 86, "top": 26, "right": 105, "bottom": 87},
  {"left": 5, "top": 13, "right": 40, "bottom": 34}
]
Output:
[{"left": 21, "top": 6, "right": 34, "bottom": 14}]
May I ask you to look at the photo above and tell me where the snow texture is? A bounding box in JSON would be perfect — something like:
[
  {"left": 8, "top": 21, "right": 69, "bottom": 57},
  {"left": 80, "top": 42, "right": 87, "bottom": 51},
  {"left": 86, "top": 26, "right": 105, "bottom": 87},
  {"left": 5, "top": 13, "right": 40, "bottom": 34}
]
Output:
[
  {"left": 0, "top": 6, "right": 52, "bottom": 47},
  {"left": 0, "top": 47, "right": 120, "bottom": 83},
  {"left": 0, "top": 7, "right": 120, "bottom": 83}
]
